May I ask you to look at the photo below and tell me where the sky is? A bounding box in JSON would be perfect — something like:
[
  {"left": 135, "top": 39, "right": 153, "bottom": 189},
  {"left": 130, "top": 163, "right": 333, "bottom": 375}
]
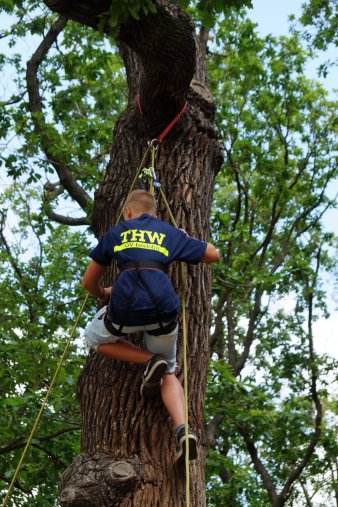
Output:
[{"left": 249, "top": 0, "right": 302, "bottom": 34}]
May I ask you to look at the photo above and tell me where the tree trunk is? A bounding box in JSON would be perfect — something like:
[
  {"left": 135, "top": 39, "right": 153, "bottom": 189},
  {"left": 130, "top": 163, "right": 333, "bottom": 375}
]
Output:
[{"left": 44, "top": 1, "right": 223, "bottom": 505}]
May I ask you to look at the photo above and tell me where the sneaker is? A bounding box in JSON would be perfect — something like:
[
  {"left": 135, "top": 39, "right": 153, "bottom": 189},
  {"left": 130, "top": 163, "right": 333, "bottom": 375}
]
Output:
[
  {"left": 176, "top": 425, "right": 198, "bottom": 461},
  {"left": 140, "top": 354, "right": 168, "bottom": 398}
]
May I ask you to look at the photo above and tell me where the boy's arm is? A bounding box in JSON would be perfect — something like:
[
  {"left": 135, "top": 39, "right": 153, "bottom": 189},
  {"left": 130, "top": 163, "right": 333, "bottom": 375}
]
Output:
[
  {"left": 82, "top": 260, "right": 108, "bottom": 298},
  {"left": 201, "top": 243, "right": 220, "bottom": 264},
  {"left": 178, "top": 229, "right": 220, "bottom": 264}
]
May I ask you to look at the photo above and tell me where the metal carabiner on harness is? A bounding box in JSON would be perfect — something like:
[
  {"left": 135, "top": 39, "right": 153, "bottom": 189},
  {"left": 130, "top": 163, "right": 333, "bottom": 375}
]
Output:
[{"left": 151, "top": 167, "right": 161, "bottom": 189}]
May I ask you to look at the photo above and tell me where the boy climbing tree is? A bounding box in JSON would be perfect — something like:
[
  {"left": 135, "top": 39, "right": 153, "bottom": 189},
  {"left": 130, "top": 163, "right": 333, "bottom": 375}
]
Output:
[{"left": 82, "top": 190, "right": 220, "bottom": 460}]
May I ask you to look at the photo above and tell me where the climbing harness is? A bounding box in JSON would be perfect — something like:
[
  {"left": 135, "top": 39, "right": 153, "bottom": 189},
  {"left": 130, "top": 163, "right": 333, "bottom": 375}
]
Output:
[
  {"left": 116, "top": 259, "right": 170, "bottom": 332},
  {"left": 3, "top": 100, "right": 192, "bottom": 507},
  {"left": 119, "top": 260, "right": 168, "bottom": 273}
]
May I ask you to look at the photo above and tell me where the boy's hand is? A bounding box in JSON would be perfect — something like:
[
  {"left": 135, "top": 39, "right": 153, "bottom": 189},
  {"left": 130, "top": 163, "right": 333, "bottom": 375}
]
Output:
[{"left": 98, "top": 287, "right": 112, "bottom": 308}]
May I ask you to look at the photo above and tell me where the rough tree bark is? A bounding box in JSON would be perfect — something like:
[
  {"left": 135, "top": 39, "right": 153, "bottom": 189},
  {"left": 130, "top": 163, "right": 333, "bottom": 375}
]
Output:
[{"left": 43, "top": 1, "right": 223, "bottom": 505}]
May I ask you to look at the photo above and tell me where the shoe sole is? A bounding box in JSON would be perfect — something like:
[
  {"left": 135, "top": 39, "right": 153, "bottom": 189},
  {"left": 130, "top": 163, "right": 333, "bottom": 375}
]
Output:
[
  {"left": 177, "top": 434, "right": 198, "bottom": 461},
  {"left": 140, "top": 360, "right": 168, "bottom": 398}
]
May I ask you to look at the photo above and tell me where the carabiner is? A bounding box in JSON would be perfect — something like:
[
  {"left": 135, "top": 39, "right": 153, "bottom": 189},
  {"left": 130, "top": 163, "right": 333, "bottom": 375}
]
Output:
[{"left": 151, "top": 167, "right": 161, "bottom": 189}]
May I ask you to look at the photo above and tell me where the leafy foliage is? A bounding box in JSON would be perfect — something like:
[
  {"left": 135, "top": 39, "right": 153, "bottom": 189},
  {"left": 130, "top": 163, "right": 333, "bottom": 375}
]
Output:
[
  {"left": 178, "top": 0, "right": 252, "bottom": 28},
  {"left": 0, "top": 184, "right": 99, "bottom": 506},
  {"left": 292, "top": 0, "right": 338, "bottom": 76},
  {"left": 206, "top": 11, "right": 338, "bottom": 507},
  {"left": 102, "top": 0, "right": 157, "bottom": 36},
  {"left": 299, "top": 0, "right": 338, "bottom": 50},
  {"left": 98, "top": 0, "right": 253, "bottom": 35},
  {"left": 0, "top": 2, "right": 126, "bottom": 198}
]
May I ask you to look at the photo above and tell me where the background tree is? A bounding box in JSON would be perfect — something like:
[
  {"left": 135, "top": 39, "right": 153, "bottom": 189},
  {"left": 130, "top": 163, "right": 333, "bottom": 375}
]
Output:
[
  {"left": 206, "top": 12, "right": 338, "bottom": 507},
  {"left": 0, "top": 184, "right": 88, "bottom": 504}
]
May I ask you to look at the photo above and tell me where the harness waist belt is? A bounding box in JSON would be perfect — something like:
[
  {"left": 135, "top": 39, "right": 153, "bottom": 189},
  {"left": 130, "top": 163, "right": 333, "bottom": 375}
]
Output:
[
  {"left": 119, "top": 260, "right": 168, "bottom": 274},
  {"left": 104, "top": 314, "right": 177, "bottom": 337},
  {"left": 104, "top": 314, "right": 127, "bottom": 337}
]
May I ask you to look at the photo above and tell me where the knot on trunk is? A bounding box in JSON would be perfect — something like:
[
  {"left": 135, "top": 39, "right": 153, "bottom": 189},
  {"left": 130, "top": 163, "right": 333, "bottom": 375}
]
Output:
[{"left": 59, "top": 452, "right": 142, "bottom": 507}]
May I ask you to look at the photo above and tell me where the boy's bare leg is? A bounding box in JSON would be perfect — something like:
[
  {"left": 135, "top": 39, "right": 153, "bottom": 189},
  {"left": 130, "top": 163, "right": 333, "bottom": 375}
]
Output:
[
  {"left": 160, "top": 373, "right": 186, "bottom": 427},
  {"left": 97, "top": 341, "right": 153, "bottom": 363},
  {"left": 97, "top": 345, "right": 186, "bottom": 425},
  {"left": 161, "top": 373, "right": 198, "bottom": 460}
]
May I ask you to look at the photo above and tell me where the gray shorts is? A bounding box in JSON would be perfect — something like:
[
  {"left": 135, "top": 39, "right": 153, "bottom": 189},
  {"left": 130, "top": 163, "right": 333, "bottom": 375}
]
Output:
[{"left": 84, "top": 306, "right": 178, "bottom": 373}]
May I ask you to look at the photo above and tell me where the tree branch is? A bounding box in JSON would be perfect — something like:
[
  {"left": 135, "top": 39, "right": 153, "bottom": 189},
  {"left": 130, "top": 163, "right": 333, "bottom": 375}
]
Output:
[
  {"left": 44, "top": 209, "right": 89, "bottom": 226},
  {"left": 43, "top": 0, "right": 110, "bottom": 31},
  {"left": 237, "top": 425, "right": 278, "bottom": 504},
  {"left": 299, "top": 479, "right": 313, "bottom": 506},
  {"left": 30, "top": 442, "right": 67, "bottom": 468},
  {"left": 210, "top": 295, "right": 226, "bottom": 358},
  {"left": 26, "top": 16, "right": 92, "bottom": 213},
  {"left": 225, "top": 293, "right": 238, "bottom": 370},
  {"left": 0, "top": 211, "right": 36, "bottom": 323},
  {"left": 42, "top": 182, "right": 88, "bottom": 225},
  {"left": 0, "top": 212, "right": 24, "bottom": 285},
  {"left": 0, "top": 425, "right": 81, "bottom": 455},
  {"left": 248, "top": 195, "right": 282, "bottom": 264},
  {"left": 234, "top": 289, "right": 262, "bottom": 376},
  {"left": 205, "top": 415, "right": 223, "bottom": 448},
  {"left": 277, "top": 247, "right": 323, "bottom": 504},
  {"left": 0, "top": 475, "right": 32, "bottom": 495},
  {"left": 0, "top": 91, "right": 26, "bottom": 107}
]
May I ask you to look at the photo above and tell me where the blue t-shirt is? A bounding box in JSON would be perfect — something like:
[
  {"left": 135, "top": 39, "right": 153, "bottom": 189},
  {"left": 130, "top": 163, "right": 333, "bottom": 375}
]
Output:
[{"left": 89, "top": 214, "right": 207, "bottom": 325}]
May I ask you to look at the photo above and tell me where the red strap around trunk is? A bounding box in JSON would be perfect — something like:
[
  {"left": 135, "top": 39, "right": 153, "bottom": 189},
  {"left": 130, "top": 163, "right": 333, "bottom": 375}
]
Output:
[{"left": 138, "top": 95, "right": 187, "bottom": 143}]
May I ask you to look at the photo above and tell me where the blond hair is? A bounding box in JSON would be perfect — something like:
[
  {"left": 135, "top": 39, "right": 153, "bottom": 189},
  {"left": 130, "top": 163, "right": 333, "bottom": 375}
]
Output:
[{"left": 124, "top": 190, "right": 156, "bottom": 216}]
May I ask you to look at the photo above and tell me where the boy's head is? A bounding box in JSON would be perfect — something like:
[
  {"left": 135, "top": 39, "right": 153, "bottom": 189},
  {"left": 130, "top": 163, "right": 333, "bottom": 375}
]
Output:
[{"left": 123, "top": 190, "right": 157, "bottom": 220}]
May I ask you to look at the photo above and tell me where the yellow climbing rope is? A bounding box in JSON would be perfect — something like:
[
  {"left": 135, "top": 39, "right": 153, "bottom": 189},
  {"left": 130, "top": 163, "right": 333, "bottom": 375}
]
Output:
[
  {"left": 145, "top": 144, "right": 191, "bottom": 506},
  {"left": 160, "top": 188, "right": 190, "bottom": 507},
  {"left": 3, "top": 142, "right": 192, "bottom": 507},
  {"left": 116, "top": 144, "right": 151, "bottom": 223}
]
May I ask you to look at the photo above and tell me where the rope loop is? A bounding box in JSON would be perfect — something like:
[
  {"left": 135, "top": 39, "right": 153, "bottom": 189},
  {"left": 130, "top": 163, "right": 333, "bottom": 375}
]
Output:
[
  {"left": 147, "top": 138, "right": 160, "bottom": 150},
  {"left": 138, "top": 95, "right": 187, "bottom": 144}
]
